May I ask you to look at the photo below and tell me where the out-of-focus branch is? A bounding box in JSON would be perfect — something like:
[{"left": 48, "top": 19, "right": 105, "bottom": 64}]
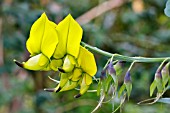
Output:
[
  {"left": 109, "top": 34, "right": 170, "bottom": 52},
  {"left": 0, "top": 17, "right": 3, "bottom": 66},
  {"left": 81, "top": 42, "right": 170, "bottom": 63},
  {"left": 76, "top": 0, "right": 125, "bottom": 25}
]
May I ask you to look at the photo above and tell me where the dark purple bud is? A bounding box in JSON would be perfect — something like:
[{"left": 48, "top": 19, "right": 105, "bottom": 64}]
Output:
[
  {"left": 107, "top": 62, "right": 116, "bottom": 75},
  {"left": 124, "top": 71, "right": 131, "bottom": 83},
  {"left": 162, "top": 63, "right": 169, "bottom": 76},
  {"left": 156, "top": 61, "right": 168, "bottom": 74},
  {"left": 155, "top": 69, "right": 162, "bottom": 79},
  {"left": 100, "top": 69, "right": 106, "bottom": 80}
]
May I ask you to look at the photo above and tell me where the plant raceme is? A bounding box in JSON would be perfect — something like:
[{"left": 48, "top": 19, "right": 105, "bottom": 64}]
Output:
[
  {"left": 14, "top": 13, "right": 58, "bottom": 71},
  {"left": 14, "top": 13, "right": 97, "bottom": 98}
]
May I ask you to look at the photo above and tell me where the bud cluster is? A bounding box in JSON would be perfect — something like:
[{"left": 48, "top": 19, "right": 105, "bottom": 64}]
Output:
[
  {"left": 150, "top": 61, "right": 170, "bottom": 97},
  {"left": 98, "top": 61, "right": 126, "bottom": 98}
]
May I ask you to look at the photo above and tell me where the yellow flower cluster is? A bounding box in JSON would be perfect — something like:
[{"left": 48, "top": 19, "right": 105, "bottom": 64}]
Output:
[{"left": 14, "top": 13, "right": 97, "bottom": 98}]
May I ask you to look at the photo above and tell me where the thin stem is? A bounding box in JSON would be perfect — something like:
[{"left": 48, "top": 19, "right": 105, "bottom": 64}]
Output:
[
  {"left": 128, "top": 61, "right": 136, "bottom": 71},
  {"left": 81, "top": 42, "right": 170, "bottom": 63},
  {"left": 158, "top": 58, "right": 169, "bottom": 69}
]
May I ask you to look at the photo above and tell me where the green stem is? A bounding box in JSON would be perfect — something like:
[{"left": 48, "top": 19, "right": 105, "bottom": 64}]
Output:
[{"left": 81, "top": 42, "right": 170, "bottom": 63}]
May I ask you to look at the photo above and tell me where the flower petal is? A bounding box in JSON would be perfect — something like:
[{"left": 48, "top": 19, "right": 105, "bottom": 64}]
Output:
[
  {"left": 26, "top": 13, "right": 46, "bottom": 56},
  {"left": 60, "top": 80, "right": 78, "bottom": 92},
  {"left": 41, "top": 18, "right": 58, "bottom": 58},
  {"left": 53, "top": 14, "right": 82, "bottom": 59},
  {"left": 77, "top": 74, "right": 90, "bottom": 96},
  {"left": 71, "top": 68, "right": 82, "bottom": 81},
  {"left": 85, "top": 73, "right": 92, "bottom": 85},
  {"left": 26, "top": 13, "right": 58, "bottom": 58},
  {"left": 78, "top": 46, "right": 97, "bottom": 76},
  {"left": 23, "top": 53, "right": 49, "bottom": 70},
  {"left": 53, "top": 15, "right": 69, "bottom": 59},
  {"left": 66, "top": 14, "right": 83, "bottom": 58},
  {"left": 50, "top": 59, "right": 63, "bottom": 71},
  {"left": 62, "top": 55, "right": 75, "bottom": 72}
]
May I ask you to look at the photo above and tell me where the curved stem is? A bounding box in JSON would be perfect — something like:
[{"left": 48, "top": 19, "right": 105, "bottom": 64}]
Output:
[{"left": 81, "top": 42, "right": 170, "bottom": 63}]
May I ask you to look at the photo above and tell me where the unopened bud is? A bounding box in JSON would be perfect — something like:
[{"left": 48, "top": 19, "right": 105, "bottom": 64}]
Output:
[
  {"left": 155, "top": 68, "right": 163, "bottom": 93},
  {"left": 155, "top": 69, "right": 162, "bottom": 79},
  {"left": 107, "top": 62, "right": 116, "bottom": 75},
  {"left": 124, "top": 71, "right": 132, "bottom": 98},
  {"left": 161, "top": 62, "right": 170, "bottom": 87},
  {"left": 124, "top": 71, "right": 131, "bottom": 83},
  {"left": 14, "top": 53, "right": 49, "bottom": 71},
  {"left": 114, "top": 61, "right": 125, "bottom": 76},
  {"left": 100, "top": 69, "right": 106, "bottom": 80}
]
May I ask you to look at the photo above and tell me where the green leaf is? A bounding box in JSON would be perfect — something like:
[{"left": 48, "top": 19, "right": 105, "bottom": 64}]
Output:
[
  {"left": 157, "top": 98, "right": 170, "bottom": 104},
  {"left": 118, "top": 84, "right": 125, "bottom": 98},
  {"left": 150, "top": 80, "right": 157, "bottom": 97},
  {"left": 164, "top": 0, "right": 170, "bottom": 17}
]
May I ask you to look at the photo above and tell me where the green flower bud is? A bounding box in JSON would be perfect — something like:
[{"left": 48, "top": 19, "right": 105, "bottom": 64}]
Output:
[
  {"left": 114, "top": 61, "right": 125, "bottom": 76},
  {"left": 124, "top": 71, "right": 132, "bottom": 98},
  {"left": 161, "top": 62, "right": 170, "bottom": 88},
  {"left": 155, "top": 69, "right": 163, "bottom": 93}
]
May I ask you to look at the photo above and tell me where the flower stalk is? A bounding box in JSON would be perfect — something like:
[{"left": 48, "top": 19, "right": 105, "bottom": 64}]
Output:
[{"left": 81, "top": 42, "right": 170, "bottom": 63}]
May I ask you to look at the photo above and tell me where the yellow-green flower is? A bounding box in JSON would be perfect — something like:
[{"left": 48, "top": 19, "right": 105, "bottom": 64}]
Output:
[
  {"left": 74, "top": 46, "right": 97, "bottom": 98},
  {"left": 45, "top": 46, "right": 97, "bottom": 98},
  {"left": 14, "top": 13, "right": 58, "bottom": 70}
]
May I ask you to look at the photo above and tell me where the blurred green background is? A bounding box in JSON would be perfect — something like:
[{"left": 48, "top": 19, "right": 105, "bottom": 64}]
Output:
[{"left": 0, "top": 0, "right": 170, "bottom": 113}]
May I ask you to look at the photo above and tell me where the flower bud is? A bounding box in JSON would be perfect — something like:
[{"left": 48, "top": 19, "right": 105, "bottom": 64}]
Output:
[
  {"left": 124, "top": 71, "right": 131, "bottom": 83},
  {"left": 114, "top": 61, "right": 125, "bottom": 76},
  {"left": 107, "top": 62, "right": 116, "bottom": 75},
  {"left": 155, "top": 69, "right": 162, "bottom": 79},
  {"left": 14, "top": 53, "right": 49, "bottom": 70},
  {"left": 161, "top": 62, "right": 170, "bottom": 88},
  {"left": 100, "top": 69, "right": 106, "bottom": 80},
  {"left": 61, "top": 55, "right": 76, "bottom": 73},
  {"left": 155, "top": 69, "right": 163, "bottom": 93},
  {"left": 107, "top": 62, "right": 118, "bottom": 86},
  {"left": 124, "top": 71, "right": 132, "bottom": 98}
]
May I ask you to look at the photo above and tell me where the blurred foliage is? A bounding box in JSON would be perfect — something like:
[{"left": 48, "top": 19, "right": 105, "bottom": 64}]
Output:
[{"left": 0, "top": 0, "right": 170, "bottom": 113}]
